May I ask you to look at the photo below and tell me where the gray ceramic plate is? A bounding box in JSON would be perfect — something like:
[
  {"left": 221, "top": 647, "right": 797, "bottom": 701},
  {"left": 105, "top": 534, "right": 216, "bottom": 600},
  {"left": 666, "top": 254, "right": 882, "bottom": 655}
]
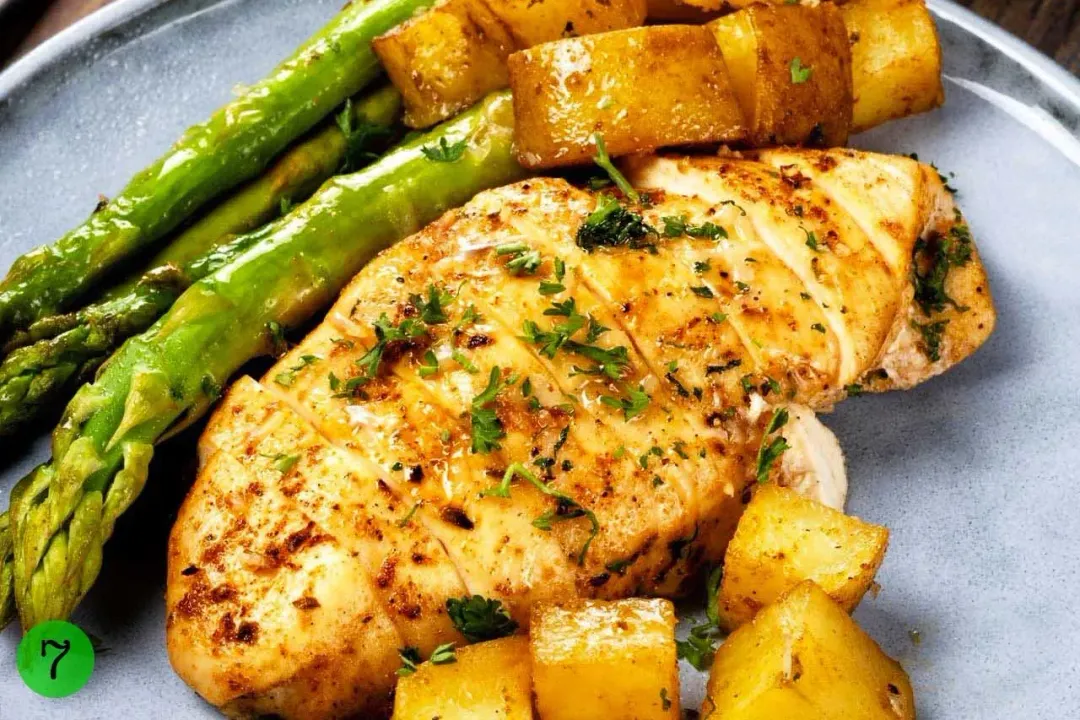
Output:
[{"left": 2, "top": 1, "right": 1079, "bottom": 717}]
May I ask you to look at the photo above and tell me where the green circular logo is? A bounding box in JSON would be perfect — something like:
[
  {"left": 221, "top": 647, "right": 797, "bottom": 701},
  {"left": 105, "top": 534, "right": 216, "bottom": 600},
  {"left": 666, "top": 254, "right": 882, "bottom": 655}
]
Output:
[{"left": 16, "top": 620, "right": 95, "bottom": 698}]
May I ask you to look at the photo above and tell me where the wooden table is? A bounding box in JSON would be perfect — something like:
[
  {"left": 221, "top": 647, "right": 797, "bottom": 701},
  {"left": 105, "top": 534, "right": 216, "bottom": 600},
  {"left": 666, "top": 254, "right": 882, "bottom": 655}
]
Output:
[{"left": 2, "top": 0, "right": 1080, "bottom": 75}]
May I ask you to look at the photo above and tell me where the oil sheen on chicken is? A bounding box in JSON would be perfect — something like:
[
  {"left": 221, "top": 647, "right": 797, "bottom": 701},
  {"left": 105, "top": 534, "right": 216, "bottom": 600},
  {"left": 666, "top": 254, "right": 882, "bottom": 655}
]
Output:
[{"left": 166, "top": 149, "right": 994, "bottom": 718}]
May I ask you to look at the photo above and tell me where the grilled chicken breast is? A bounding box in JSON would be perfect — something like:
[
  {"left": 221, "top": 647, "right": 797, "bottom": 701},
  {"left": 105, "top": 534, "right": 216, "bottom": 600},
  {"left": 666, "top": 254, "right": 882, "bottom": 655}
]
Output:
[{"left": 167, "top": 149, "right": 994, "bottom": 719}]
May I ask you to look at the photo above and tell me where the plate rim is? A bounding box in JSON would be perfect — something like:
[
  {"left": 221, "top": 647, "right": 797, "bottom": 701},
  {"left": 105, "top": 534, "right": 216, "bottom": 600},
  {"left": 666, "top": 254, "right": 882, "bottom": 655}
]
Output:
[{"left": 1, "top": 0, "right": 1080, "bottom": 108}]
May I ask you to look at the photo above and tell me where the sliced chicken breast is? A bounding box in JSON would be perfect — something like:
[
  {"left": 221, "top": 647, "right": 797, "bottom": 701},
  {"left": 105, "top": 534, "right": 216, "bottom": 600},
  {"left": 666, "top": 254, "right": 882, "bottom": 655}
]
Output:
[{"left": 167, "top": 149, "right": 994, "bottom": 718}]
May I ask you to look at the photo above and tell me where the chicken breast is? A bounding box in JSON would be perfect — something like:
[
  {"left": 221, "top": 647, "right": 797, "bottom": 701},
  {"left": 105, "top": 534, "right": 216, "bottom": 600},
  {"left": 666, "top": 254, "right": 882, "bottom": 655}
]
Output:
[{"left": 166, "top": 149, "right": 994, "bottom": 718}]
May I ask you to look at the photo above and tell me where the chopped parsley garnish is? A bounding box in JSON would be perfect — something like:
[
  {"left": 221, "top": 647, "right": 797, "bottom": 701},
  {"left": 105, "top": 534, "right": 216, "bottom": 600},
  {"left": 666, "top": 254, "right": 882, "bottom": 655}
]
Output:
[
  {"left": 576, "top": 194, "right": 658, "bottom": 252},
  {"left": 606, "top": 558, "right": 634, "bottom": 575},
  {"left": 419, "top": 349, "right": 439, "bottom": 378},
  {"left": 911, "top": 319, "right": 948, "bottom": 362},
  {"left": 261, "top": 453, "right": 300, "bottom": 474},
  {"left": 811, "top": 323, "right": 826, "bottom": 333},
  {"left": 483, "top": 463, "right": 600, "bottom": 564},
  {"left": 397, "top": 646, "right": 422, "bottom": 676},
  {"left": 539, "top": 280, "right": 565, "bottom": 295},
  {"left": 397, "top": 502, "right": 421, "bottom": 528},
  {"left": 660, "top": 688, "right": 672, "bottom": 711},
  {"left": 421, "top": 136, "right": 468, "bottom": 162},
  {"left": 456, "top": 303, "right": 482, "bottom": 329},
  {"left": 451, "top": 348, "right": 478, "bottom": 373},
  {"left": 600, "top": 384, "right": 650, "bottom": 420},
  {"left": 755, "top": 407, "right": 791, "bottom": 483},
  {"left": 521, "top": 298, "right": 629, "bottom": 380},
  {"left": 429, "top": 643, "right": 456, "bottom": 665},
  {"left": 410, "top": 284, "right": 454, "bottom": 324},
  {"left": 273, "top": 354, "right": 319, "bottom": 387},
  {"left": 355, "top": 315, "right": 427, "bottom": 385},
  {"left": 734, "top": 281, "right": 750, "bottom": 293},
  {"left": 790, "top": 57, "right": 813, "bottom": 84},
  {"left": 496, "top": 242, "right": 542, "bottom": 275},
  {"left": 803, "top": 228, "right": 821, "bottom": 251},
  {"left": 639, "top": 445, "right": 663, "bottom": 469},
  {"left": 446, "top": 595, "right": 519, "bottom": 642},
  {"left": 328, "top": 371, "right": 341, "bottom": 392},
  {"left": 591, "top": 132, "right": 639, "bottom": 203},
  {"left": 335, "top": 98, "right": 394, "bottom": 172},
  {"left": 694, "top": 260, "right": 711, "bottom": 274},
  {"left": 912, "top": 223, "right": 973, "bottom": 315},
  {"left": 690, "top": 285, "right": 715, "bottom": 299},
  {"left": 676, "top": 566, "right": 723, "bottom": 671},
  {"left": 708, "top": 312, "right": 727, "bottom": 324},
  {"left": 707, "top": 359, "right": 742, "bottom": 375},
  {"left": 470, "top": 367, "right": 506, "bottom": 454},
  {"left": 846, "top": 383, "right": 864, "bottom": 396},
  {"left": 661, "top": 215, "right": 727, "bottom": 240}
]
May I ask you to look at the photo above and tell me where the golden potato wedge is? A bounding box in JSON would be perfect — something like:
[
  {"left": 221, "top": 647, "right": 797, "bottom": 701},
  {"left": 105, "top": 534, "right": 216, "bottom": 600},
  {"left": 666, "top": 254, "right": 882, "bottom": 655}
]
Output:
[
  {"left": 486, "top": 0, "right": 648, "bottom": 48},
  {"left": 531, "top": 599, "right": 680, "bottom": 720},
  {"left": 392, "top": 636, "right": 533, "bottom": 719},
  {"left": 719, "top": 484, "right": 889, "bottom": 627},
  {"left": 373, "top": 0, "right": 516, "bottom": 128},
  {"left": 708, "top": 3, "right": 853, "bottom": 146},
  {"left": 843, "top": 0, "right": 944, "bottom": 132},
  {"left": 509, "top": 25, "right": 746, "bottom": 169},
  {"left": 703, "top": 582, "right": 915, "bottom": 720}
]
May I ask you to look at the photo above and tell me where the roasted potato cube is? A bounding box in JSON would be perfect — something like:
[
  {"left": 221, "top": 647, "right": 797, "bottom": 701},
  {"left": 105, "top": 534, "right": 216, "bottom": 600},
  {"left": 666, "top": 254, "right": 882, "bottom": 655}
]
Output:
[
  {"left": 703, "top": 582, "right": 915, "bottom": 720},
  {"left": 531, "top": 598, "right": 680, "bottom": 720},
  {"left": 843, "top": 0, "right": 944, "bottom": 132},
  {"left": 487, "top": 0, "right": 647, "bottom": 48},
  {"left": 708, "top": 3, "right": 852, "bottom": 146},
  {"left": 373, "top": 0, "right": 516, "bottom": 128},
  {"left": 392, "top": 636, "right": 533, "bottom": 719},
  {"left": 509, "top": 25, "right": 746, "bottom": 169},
  {"left": 720, "top": 484, "right": 888, "bottom": 627}
]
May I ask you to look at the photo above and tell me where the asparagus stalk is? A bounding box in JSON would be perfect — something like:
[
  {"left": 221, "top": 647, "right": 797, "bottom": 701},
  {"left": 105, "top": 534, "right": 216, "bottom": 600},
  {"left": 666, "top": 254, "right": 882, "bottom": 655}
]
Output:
[
  {"left": 5, "top": 91, "right": 524, "bottom": 630},
  {"left": 0, "top": 88, "right": 402, "bottom": 437},
  {"left": 0, "top": 0, "right": 433, "bottom": 342}
]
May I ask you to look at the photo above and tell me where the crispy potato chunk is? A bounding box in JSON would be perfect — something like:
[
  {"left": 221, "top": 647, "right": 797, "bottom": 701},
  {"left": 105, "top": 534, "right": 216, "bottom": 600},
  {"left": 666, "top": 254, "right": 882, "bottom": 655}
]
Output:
[
  {"left": 703, "top": 582, "right": 915, "bottom": 720},
  {"left": 720, "top": 484, "right": 889, "bottom": 627},
  {"left": 486, "top": 0, "right": 647, "bottom": 48},
  {"left": 374, "top": 0, "right": 646, "bottom": 128},
  {"left": 843, "top": 0, "right": 944, "bottom": 132},
  {"left": 373, "top": 0, "right": 515, "bottom": 128},
  {"left": 531, "top": 599, "right": 680, "bottom": 720},
  {"left": 708, "top": 3, "right": 853, "bottom": 146},
  {"left": 392, "top": 636, "right": 533, "bottom": 719},
  {"left": 509, "top": 25, "right": 746, "bottom": 169}
]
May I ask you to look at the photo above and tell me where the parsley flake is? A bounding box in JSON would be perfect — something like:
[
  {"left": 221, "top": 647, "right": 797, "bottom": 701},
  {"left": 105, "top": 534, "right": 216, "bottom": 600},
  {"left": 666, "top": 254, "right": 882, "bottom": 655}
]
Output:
[
  {"left": 421, "top": 136, "right": 468, "bottom": 162},
  {"left": 790, "top": 57, "right": 813, "bottom": 84},
  {"left": 446, "top": 595, "right": 518, "bottom": 642}
]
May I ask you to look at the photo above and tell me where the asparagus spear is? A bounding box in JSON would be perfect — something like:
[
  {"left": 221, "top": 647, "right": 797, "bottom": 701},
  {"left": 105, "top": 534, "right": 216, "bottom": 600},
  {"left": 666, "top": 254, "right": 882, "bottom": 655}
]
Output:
[
  {"left": 0, "top": 88, "right": 402, "bottom": 437},
  {"left": 5, "top": 91, "right": 524, "bottom": 630},
  {"left": 0, "top": 0, "right": 433, "bottom": 342}
]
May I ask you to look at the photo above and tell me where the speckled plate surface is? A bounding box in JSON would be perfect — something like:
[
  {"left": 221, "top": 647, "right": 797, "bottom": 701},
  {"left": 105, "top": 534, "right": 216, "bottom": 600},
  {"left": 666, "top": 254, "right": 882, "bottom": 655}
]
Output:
[{"left": 1, "top": 1, "right": 1079, "bottom": 717}]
